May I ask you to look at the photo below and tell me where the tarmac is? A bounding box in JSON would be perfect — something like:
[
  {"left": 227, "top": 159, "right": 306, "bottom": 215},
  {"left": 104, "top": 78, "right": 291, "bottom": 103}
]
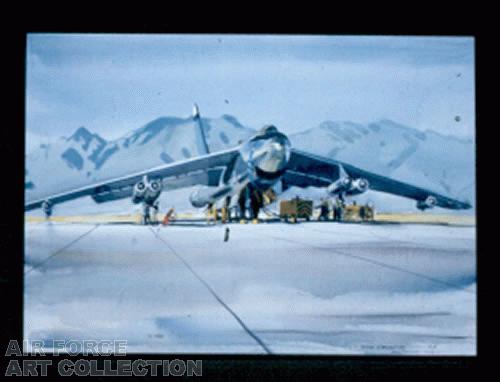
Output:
[{"left": 24, "top": 218, "right": 476, "bottom": 354}]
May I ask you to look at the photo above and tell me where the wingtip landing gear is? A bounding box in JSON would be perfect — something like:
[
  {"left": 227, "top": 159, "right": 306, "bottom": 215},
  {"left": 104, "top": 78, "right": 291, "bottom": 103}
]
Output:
[{"left": 41, "top": 200, "right": 53, "bottom": 220}]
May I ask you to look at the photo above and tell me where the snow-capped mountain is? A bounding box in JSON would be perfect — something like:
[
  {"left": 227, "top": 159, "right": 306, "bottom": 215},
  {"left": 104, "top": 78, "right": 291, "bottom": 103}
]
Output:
[
  {"left": 25, "top": 115, "right": 475, "bottom": 213},
  {"left": 290, "top": 119, "right": 475, "bottom": 210}
]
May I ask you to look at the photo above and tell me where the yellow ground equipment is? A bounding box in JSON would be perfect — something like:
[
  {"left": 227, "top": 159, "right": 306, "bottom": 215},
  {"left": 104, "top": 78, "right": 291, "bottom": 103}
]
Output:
[
  {"left": 279, "top": 198, "right": 313, "bottom": 223},
  {"left": 343, "top": 204, "right": 374, "bottom": 222},
  {"left": 263, "top": 188, "right": 278, "bottom": 205},
  {"left": 206, "top": 203, "right": 218, "bottom": 224}
]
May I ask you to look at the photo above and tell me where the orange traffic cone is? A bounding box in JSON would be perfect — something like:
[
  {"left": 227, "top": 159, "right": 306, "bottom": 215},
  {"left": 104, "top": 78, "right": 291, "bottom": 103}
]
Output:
[{"left": 162, "top": 208, "right": 175, "bottom": 226}]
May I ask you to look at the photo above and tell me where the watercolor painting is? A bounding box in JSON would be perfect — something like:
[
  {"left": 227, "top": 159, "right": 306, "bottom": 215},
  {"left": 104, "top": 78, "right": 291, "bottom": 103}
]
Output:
[{"left": 24, "top": 34, "right": 475, "bottom": 355}]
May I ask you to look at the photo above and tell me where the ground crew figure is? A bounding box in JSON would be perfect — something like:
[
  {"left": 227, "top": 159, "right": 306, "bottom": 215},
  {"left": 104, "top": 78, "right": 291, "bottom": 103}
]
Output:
[
  {"left": 360, "top": 205, "right": 366, "bottom": 221},
  {"left": 221, "top": 206, "right": 228, "bottom": 224},
  {"left": 329, "top": 199, "right": 335, "bottom": 220},
  {"left": 206, "top": 203, "right": 214, "bottom": 225},
  {"left": 151, "top": 200, "right": 159, "bottom": 224},
  {"left": 227, "top": 196, "right": 234, "bottom": 222},
  {"left": 335, "top": 198, "right": 344, "bottom": 222},
  {"left": 366, "top": 202, "right": 375, "bottom": 221},
  {"left": 319, "top": 198, "right": 329, "bottom": 221},
  {"left": 212, "top": 203, "right": 218, "bottom": 223},
  {"left": 221, "top": 196, "right": 231, "bottom": 223},
  {"left": 238, "top": 188, "right": 248, "bottom": 221},
  {"left": 333, "top": 198, "right": 338, "bottom": 221},
  {"left": 142, "top": 204, "right": 151, "bottom": 225},
  {"left": 207, "top": 203, "right": 218, "bottom": 225}
]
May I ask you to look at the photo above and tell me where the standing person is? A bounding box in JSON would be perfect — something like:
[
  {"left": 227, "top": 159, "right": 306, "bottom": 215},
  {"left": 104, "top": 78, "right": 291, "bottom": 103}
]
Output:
[
  {"left": 221, "top": 205, "right": 228, "bottom": 224},
  {"left": 222, "top": 196, "right": 231, "bottom": 223},
  {"left": 335, "top": 198, "right": 344, "bottom": 222},
  {"left": 359, "top": 205, "right": 366, "bottom": 221},
  {"left": 206, "top": 202, "right": 214, "bottom": 225},
  {"left": 333, "top": 198, "right": 339, "bottom": 221},
  {"left": 151, "top": 200, "right": 159, "bottom": 224},
  {"left": 319, "top": 198, "right": 329, "bottom": 221},
  {"left": 340, "top": 199, "right": 346, "bottom": 221},
  {"left": 226, "top": 196, "right": 233, "bottom": 222},
  {"left": 238, "top": 188, "right": 247, "bottom": 221},
  {"left": 142, "top": 204, "right": 151, "bottom": 225},
  {"left": 212, "top": 203, "right": 219, "bottom": 224}
]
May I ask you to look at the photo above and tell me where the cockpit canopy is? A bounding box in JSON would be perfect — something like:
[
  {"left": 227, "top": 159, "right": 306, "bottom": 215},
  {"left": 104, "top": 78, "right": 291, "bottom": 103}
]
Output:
[{"left": 258, "top": 125, "right": 279, "bottom": 136}]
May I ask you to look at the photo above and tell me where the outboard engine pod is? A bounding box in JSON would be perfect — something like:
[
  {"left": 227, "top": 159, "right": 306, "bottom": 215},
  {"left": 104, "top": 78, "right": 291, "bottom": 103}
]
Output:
[
  {"left": 351, "top": 178, "right": 369, "bottom": 193},
  {"left": 327, "top": 177, "right": 351, "bottom": 195},
  {"left": 417, "top": 195, "right": 438, "bottom": 210},
  {"left": 328, "top": 177, "right": 369, "bottom": 196}
]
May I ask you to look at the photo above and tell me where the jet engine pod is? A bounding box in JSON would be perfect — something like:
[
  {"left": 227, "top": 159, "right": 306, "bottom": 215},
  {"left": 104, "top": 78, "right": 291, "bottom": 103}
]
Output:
[
  {"left": 143, "top": 178, "right": 163, "bottom": 204},
  {"left": 148, "top": 179, "right": 162, "bottom": 192},
  {"left": 349, "top": 178, "right": 370, "bottom": 195},
  {"left": 417, "top": 195, "right": 437, "bottom": 210},
  {"left": 132, "top": 180, "right": 147, "bottom": 204},
  {"left": 327, "top": 177, "right": 351, "bottom": 195},
  {"left": 189, "top": 185, "right": 232, "bottom": 208}
]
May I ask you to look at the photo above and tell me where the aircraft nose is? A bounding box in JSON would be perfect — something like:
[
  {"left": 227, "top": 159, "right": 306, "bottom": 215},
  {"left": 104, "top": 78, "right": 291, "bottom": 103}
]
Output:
[
  {"left": 269, "top": 141, "right": 284, "bottom": 157},
  {"left": 257, "top": 136, "right": 291, "bottom": 173}
]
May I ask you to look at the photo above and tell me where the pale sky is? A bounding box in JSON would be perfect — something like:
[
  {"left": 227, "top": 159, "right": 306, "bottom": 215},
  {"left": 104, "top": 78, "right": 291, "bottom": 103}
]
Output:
[{"left": 26, "top": 34, "right": 475, "bottom": 147}]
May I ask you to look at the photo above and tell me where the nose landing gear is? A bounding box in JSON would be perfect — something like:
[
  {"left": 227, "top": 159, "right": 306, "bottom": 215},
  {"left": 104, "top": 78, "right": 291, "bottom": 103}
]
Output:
[{"left": 238, "top": 184, "right": 264, "bottom": 223}]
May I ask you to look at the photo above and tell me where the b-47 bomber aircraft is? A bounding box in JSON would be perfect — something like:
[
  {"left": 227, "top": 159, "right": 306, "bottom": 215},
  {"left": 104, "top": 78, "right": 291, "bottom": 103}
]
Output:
[{"left": 25, "top": 104, "right": 471, "bottom": 223}]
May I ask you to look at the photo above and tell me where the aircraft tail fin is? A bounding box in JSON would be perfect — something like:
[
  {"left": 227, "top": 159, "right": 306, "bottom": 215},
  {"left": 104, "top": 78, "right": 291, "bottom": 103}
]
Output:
[{"left": 192, "top": 103, "right": 210, "bottom": 154}]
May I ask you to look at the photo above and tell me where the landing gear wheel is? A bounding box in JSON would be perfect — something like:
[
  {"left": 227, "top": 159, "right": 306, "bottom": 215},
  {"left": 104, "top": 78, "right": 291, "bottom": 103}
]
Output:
[
  {"left": 238, "top": 187, "right": 247, "bottom": 221},
  {"left": 250, "top": 188, "right": 263, "bottom": 221},
  {"left": 141, "top": 203, "right": 153, "bottom": 225}
]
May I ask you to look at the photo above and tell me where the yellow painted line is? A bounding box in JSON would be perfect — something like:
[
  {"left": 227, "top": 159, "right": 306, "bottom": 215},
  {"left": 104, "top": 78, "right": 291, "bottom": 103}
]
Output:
[
  {"left": 25, "top": 214, "right": 141, "bottom": 224},
  {"left": 25, "top": 212, "right": 202, "bottom": 224},
  {"left": 374, "top": 213, "right": 476, "bottom": 226},
  {"left": 25, "top": 213, "right": 475, "bottom": 226}
]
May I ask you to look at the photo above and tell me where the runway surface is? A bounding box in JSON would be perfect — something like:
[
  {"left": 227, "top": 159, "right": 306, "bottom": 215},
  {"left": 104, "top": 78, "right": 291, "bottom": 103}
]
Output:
[{"left": 24, "top": 220, "right": 476, "bottom": 355}]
